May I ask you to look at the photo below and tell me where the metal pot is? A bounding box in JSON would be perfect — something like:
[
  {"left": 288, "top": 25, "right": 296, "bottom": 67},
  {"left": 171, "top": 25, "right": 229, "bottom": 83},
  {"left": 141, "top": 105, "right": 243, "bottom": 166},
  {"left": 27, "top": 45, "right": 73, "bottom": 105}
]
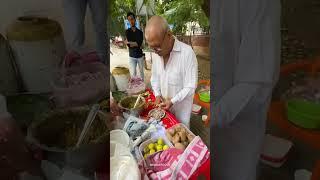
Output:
[
  {"left": 118, "top": 95, "right": 146, "bottom": 116},
  {"left": 27, "top": 107, "right": 109, "bottom": 172}
]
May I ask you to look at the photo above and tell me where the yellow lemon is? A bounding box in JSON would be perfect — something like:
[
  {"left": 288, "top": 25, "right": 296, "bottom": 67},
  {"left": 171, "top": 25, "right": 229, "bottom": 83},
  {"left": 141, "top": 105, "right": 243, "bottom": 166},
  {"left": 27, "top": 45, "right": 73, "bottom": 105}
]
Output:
[
  {"left": 148, "top": 143, "right": 155, "bottom": 150},
  {"left": 156, "top": 145, "right": 163, "bottom": 151},
  {"left": 149, "top": 149, "right": 156, "bottom": 154},
  {"left": 157, "top": 138, "right": 164, "bottom": 145},
  {"left": 163, "top": 145, "right": 169, "bottom": 150}
]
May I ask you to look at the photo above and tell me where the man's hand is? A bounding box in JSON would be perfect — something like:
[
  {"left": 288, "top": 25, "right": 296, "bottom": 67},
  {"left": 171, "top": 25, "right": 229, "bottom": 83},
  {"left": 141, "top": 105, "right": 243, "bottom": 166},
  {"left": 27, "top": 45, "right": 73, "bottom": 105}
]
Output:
[
  {"left": 160, "top": 99, "right": 173, "bottom": 110},
  {"left": 110, "top": 99, "right": 122, "bottom": 118},
  {"left": 155, "top": 96, "right": 163, "bottom": 106}
]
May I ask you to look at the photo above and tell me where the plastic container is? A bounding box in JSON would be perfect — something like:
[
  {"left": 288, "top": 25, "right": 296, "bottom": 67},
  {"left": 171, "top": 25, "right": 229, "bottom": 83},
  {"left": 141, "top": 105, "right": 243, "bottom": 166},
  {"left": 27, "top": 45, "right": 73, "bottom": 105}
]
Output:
[
  {"left": 166, "top": 123, "right": 196, "bottom": 150},
  {"left": 294, "top": 169, "right": 312, "bottom": 180},
  {"left": 192, "top": 104, "right": 202, "bottom": 114},
  {"left": 110, "top": 130, "right": 130, "bottom": 148},
  {"left": 110, "top": 155, "right": 140, "bottom": 180},
  {"left": 286, "top": 99, "right": 320, "bottom": 129},
  {"left": 7, "top": 16, "right": 66, "bottom": 93},
  {"left": 167, "top": 123, "right": 196, "bottom": 137},
  {"left": 126, "top": 77, "right": 146, "bottom": 95},
  {"left": 199, "top": 90, "right": 210, "bottom": 103},
  {"left": 112, "top": 67, "right": 130, "bottom": 92},
  {"left": 260, "top": 134, "right": 293, "bottom": 168},
  {"left": 202, "top": 115, "right": 208, "bottom": 122},
  {"left": 138, "top": 135, "right": 173, "bottom": 165}
]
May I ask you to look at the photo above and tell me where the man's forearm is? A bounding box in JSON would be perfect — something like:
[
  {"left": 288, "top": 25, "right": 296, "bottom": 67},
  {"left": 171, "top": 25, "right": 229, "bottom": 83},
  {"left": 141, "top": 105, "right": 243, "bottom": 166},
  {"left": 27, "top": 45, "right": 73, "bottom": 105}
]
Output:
[
  {"left": 151, "top": 80, "right": 161, "bottom": 97},
  {"left": 214, "top": 83, "right": 261, "bottom": 127},
  {"left": 171, "top": 87, "right": 195, "bottom": 104}
]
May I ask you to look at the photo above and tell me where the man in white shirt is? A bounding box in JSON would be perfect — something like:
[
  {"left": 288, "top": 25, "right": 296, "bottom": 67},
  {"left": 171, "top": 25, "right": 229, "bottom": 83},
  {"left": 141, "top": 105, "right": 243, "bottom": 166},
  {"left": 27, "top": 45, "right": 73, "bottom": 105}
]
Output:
[{"left": 144, "top": 16, "right": 198, "bottom": 128}]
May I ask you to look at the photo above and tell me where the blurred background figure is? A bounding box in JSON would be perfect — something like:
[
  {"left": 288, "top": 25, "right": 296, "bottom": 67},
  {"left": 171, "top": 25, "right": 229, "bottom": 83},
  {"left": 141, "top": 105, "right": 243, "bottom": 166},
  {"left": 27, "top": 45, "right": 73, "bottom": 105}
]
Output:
[
  {"left": 63, "top": 0, "right": 107, "bottom": 63},
  {"left": 125, "top": 12, "right": 144, "bottom": 81}
]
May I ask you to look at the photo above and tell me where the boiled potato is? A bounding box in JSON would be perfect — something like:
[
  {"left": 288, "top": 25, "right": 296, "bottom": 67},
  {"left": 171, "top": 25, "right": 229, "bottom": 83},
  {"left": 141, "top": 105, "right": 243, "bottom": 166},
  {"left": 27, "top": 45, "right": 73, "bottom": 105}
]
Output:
[
  {"left": 172, "top": 134, "right": 180, "bottom": 144},
  {"left": 174, "top": 143, "right": 186, "bottom": 150},
  {"left": 179, "top": 131, "right": 187, "bottom": 142}
]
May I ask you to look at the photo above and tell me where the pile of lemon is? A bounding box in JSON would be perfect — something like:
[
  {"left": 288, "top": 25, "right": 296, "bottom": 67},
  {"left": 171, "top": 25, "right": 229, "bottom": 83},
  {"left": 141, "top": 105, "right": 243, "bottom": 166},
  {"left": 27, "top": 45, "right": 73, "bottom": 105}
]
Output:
[{"left": 143, "top": 138, "right": 169, "bottom": 159}]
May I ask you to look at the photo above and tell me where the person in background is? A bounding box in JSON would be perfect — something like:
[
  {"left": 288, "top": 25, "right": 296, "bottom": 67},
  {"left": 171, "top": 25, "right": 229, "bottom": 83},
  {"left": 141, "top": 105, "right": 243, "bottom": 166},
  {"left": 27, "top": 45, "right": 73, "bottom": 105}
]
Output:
[
  {"left": 145, "top": 16, "right": 198, "bottom": 128},
  {"left": 63, "top": 0, "right": 107, "bottom": 64},
  {"left": 125, "top": 12, "right": 145, "bottom": 81},
  {"left": 211, "top": 0, "right": 281, "bottom": 179}
]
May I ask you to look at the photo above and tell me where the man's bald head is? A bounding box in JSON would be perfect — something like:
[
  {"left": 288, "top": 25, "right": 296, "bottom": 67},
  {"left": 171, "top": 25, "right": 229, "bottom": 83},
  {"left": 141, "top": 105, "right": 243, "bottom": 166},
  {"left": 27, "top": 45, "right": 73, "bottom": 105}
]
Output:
[
  {"left": 145, "top": 16, "right": 174, "bottom": 57},
  {"left": 145, "top": 16, "right": 170, "bottom": 40}
]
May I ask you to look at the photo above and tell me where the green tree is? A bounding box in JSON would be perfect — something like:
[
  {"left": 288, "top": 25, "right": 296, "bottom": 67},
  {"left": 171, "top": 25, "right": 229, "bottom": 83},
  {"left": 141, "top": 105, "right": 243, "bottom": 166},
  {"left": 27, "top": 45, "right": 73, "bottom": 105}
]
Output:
[
  {"left": 109, "top": 0, "right": 136, "bottom": 36},
  {"left": 155, "top": 0, "right": 209, "bottom": 35}
]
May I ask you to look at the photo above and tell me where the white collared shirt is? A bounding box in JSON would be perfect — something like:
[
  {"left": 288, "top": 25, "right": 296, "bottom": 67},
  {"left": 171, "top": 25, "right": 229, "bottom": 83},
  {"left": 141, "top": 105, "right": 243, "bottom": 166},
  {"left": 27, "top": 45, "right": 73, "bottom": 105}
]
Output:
[{"left": 151, "top": 39, "right": 198, "bottom": 127}]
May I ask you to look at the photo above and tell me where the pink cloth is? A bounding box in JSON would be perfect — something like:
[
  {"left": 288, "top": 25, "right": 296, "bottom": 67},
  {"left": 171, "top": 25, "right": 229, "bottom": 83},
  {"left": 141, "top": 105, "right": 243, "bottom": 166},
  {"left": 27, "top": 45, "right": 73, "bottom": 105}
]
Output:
[
  {"left": 147, "top": 148, "right": 183, "bottom": 172},
  {"left": 140, "top": 136, "right": 210, "bottom": 180}
]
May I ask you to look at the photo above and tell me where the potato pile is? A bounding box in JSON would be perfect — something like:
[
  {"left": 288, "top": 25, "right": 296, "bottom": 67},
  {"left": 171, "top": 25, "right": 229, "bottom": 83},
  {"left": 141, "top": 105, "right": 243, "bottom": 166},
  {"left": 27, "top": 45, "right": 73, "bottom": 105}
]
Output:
[{"left": 166, "top": 124, "right": 195, "bottom": 150}]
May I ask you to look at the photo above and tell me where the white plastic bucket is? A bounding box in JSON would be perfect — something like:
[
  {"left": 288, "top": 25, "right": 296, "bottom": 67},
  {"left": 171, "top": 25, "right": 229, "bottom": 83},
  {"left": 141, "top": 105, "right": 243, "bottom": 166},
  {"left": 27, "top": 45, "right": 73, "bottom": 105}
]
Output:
[
  {"left": 110, "top": 141, "right": 131, "bottom": 158},
  {"left": 112, "top": 67, "right": 130, "bottom": 92},
  {"left": 110, "top": 130, "right": 130, "bottom": 148},
  {"left": 110, "top": 156, "right": 140, "bottom": 180},
  {"left": 7, "top": 17, "right": 66, "bottom": 93},
  {"left": 260, "top": 134, "right": 293, "bottom": 168}
]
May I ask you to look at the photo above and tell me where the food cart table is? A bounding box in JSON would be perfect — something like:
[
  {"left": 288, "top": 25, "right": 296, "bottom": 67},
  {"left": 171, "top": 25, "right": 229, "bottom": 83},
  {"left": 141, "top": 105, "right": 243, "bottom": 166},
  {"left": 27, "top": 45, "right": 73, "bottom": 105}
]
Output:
[
  {"left": 139, "top": 89, "right": 211, "bottom": 180},
  {"left": 97, "top": 89, "right": 210, "bottom": 180}
]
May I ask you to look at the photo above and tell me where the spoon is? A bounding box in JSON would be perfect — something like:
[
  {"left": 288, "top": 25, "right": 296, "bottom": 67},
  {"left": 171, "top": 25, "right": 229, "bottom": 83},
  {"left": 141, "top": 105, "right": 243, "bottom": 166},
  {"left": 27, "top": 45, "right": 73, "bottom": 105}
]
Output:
[{"left": 76, "top": 104, "right": 100, "bottom": 147}]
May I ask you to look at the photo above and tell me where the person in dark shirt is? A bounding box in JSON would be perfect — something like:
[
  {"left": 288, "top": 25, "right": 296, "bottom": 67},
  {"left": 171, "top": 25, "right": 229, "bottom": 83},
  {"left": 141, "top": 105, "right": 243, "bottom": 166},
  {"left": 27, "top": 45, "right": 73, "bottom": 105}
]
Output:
[{"left": 125, "top": 12, "right": 145, "bottom": 81}]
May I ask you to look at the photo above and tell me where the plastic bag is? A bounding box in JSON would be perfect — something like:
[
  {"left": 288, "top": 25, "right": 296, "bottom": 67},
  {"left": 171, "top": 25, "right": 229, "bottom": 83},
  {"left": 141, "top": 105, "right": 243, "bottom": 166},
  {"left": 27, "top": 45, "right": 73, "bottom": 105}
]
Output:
[
  {"left": 123, "top": 115, "right": 149, "bottom": 141},
  {"left": 52, "top": 62, "right": 108, "bottom": 108},
  {"left": 126, "top": 77, "right": 146, "bottom": 95}
]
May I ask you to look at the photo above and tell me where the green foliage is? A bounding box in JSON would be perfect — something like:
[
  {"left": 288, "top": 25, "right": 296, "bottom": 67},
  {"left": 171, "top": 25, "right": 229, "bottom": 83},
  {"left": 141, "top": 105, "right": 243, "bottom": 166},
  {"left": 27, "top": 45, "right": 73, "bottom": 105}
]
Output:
[
  {"left": 155, "top": 0, "right": 209, "bottom": 34},
  {"left": 109, "top": 0, "right": 209, "bottom": 35},
  {"left": 109, "top": 0, "right": 136, "bottom": 36}
]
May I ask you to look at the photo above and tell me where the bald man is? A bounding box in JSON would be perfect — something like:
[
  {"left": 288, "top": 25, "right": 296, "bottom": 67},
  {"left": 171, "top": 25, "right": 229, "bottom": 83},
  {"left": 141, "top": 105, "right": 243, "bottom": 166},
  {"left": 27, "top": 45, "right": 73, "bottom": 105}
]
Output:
[{"left": 145, "top": 16, "right": 198, "bottom": 128}]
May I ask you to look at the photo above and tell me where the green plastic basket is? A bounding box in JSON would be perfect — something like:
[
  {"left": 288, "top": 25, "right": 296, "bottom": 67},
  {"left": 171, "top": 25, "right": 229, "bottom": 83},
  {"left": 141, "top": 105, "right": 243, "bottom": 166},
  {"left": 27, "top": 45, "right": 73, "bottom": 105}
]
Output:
[
  {"left": 199, "top": 90, "right": 210, "bottom": 103},
  {"left": 286, "top": 99, "right": 320, "bottom": 129}
]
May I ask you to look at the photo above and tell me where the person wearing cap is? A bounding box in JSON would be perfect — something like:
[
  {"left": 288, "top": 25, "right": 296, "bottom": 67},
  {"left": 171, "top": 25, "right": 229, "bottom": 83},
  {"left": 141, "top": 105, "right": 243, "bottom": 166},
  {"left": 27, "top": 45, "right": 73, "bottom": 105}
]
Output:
[
  {"left": 144, "top": 16, "right": 198, "bottom": 128},
  {"left": 125, "top": 12, "right": 145, "bottom": 81}
]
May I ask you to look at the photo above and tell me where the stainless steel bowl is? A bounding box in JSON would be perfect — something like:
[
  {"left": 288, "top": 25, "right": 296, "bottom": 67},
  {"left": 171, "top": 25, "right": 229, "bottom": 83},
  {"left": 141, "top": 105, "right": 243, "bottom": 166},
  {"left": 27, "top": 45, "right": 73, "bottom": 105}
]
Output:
[
  {"left": 27, "top": 107, "right": 109, "bottom": 172},
  {"left": 118, "top": 95, "right": 146, "bottom": 116}
]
